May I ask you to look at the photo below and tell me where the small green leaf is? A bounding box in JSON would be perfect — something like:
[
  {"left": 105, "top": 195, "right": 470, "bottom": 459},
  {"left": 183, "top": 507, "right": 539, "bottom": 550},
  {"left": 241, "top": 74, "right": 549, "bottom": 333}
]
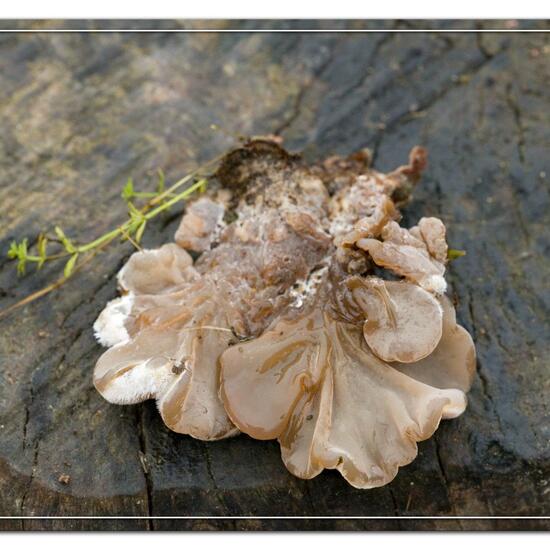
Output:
[
  {"left": 64, "top": 253, "right": 79, "bottom": 278},
  {"left": 37, "top": 234, "right": 48, "bottom": 269},
  {"left": 37, "top": 233, "right": 47, "bottom": 256},
  {"left": 19, "top": 239, "right": 28, "bottom": 257},
  {"left": 135, "top": 220, "right": 147, "bottom": 243},
  {"left": 157, "top": 169, "right": 165, "bottom": 194},
  {"left": 7, "top": 240, "right": 19, "bottom": 259},
  {"left": 448, "top": 248, "right": 466, "bottom": 261},
  {"left": 54, "top": 226, "right": 76, "bottom": 254},
  {"left": 16, "top": 258, "right": 27, "bottom": 276},
  {"left": 17, "top": 239, "right": 28, "bottom": 275},
  {"left": 121, "top": 178, "right": 135, "bottom": 201},
  {"left": 127, "top": 201, "right": 141, "bottom": 218},
  {"left": 7, "top": 239, "right": 29, "bottom": 275},
  {"left": 126, "top": 202, "right": 147, "bottom": 237},
  {"left": 54, "top": 226, "right": 66, "bottom": 241}
]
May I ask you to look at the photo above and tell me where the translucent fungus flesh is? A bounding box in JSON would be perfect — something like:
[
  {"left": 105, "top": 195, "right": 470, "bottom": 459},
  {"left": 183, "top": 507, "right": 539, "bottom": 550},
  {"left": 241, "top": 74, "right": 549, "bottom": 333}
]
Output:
[{"left": 93, "top": 140, "right": 475, "bottom": 487}]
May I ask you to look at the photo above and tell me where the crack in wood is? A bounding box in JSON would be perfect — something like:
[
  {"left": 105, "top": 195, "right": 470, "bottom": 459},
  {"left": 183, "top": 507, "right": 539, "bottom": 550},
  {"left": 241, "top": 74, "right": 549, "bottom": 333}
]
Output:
[
  {"left": 467, "top": 290, "right": 505, "bottom": 436},
  {"left": 22, "top": 405, "right": 30, "bottom": 452},
  {"left": 136, "top": 406, "right": 154, "bottom": 530},
  {"left": 274, "top": 41, "right": 341, "bottom": 136},
  {"left": 387, "top": 486, "right": 403, "bottom": 530},
  {"left": 475, "top": 32, "right": 494, "bottom": 60},
  {"left": 330, "top": 33, "right": 396, "bottom": 103},
  {"left": 387, "top": 50, "right": 501, "bottom": 133},
  {"left": 505, "top": 83, "right": 526, "bottom": 164},
  {"left": 371, "top": 46, "right": 504, "bottom": 165},
  {"left": 434, "top": 435, "right": 456, "bottom": 515},
  {"left": 301, "top": 481, "right": 316, "bottom": 515},
  {"left": 19, "top": 439, "right": 39, "bottom": 516},
  {"left": 201, "top": 443, "right": 228, "bottom": 516}
]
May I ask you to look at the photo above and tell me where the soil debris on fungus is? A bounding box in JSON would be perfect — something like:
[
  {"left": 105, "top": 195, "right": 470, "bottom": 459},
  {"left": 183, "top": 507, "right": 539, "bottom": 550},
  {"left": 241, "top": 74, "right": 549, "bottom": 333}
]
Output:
[{"left": 93, "top": 138, "right": 475, "bottom": 486}]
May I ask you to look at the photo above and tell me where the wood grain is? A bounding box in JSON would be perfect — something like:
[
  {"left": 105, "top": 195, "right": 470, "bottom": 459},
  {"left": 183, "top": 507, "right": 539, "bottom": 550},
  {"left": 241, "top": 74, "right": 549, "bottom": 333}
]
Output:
[{"left": 0, "top": 20, "right": 548, "bottom": 530}]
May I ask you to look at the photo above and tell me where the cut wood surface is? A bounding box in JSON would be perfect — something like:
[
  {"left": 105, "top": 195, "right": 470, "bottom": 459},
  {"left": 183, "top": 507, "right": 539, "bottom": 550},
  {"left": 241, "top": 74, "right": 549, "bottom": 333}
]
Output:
[{"left": 0, "top": 20, "right": 548, "bottom": 530}]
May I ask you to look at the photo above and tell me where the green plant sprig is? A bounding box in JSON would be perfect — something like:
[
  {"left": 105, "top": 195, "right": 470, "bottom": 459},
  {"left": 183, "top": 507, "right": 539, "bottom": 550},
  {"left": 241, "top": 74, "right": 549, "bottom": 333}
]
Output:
[
  {"left": 7, "top": 177, "right": 207, "bottom": 278},
  {"left": 447, "top": 249, "right": 466, "bottom": 261},
  {"left": 1, "top": 154, "right": 223, "bottom": 320}
]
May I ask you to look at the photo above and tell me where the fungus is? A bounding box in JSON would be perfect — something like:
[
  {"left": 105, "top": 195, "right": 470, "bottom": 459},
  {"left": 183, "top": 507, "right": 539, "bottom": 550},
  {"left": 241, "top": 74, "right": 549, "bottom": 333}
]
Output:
[
  {"left": 356, "top": 217, "right": 448, "bottom": 294},
  {"left": 174, "top": 197, "right": 226, "bottom": 252},
  {"left": 94, "top": 250, "right": 238, "bottom": 439},
  {"left": 220, "top": 273, "right": 471, "bottom": 488},
  {"left": 93, "top": 244, "right": 199, "bottom": 348},
  {"left": 93, "top": 140, "right": 332, "bottom": 440},
  {"left": 390, "top": 294, "right": 476, "bottom": 393},
  {"left": 346, "top": 276, "right": 443, "bottom": 363},
  {"left": 93, "top": 139, "right": 475, "bottom": 488}
]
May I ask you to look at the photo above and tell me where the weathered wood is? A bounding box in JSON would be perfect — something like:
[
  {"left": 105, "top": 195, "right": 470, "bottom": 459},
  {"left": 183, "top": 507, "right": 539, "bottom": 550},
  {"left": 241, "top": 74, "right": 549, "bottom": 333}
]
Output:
[{"left": 0, "top": 20, "right": 548, "bottom": 531}]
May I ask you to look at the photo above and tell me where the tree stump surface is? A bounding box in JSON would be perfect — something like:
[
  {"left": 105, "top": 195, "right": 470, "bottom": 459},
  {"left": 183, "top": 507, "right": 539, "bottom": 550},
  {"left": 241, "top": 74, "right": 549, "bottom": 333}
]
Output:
[{"left": 0, "top": 20, "right": 548, "bottom": 531}]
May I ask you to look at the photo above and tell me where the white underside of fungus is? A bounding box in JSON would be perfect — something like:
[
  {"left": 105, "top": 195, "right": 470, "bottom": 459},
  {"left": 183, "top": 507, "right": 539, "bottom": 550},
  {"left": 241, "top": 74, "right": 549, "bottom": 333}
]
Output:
[{"left": 93, "top": 139, "right": 476, "bottom": 487}]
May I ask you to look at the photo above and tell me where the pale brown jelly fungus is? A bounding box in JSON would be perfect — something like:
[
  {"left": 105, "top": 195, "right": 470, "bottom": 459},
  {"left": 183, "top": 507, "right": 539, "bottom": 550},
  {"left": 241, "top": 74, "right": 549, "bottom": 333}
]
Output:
[
  {"left": 94, "top": 140, "right": 475, "bottom": 482},
  {"left": 347, "top": 276, "right": 443, "bottom": 363},
  {"left": 220, "top": 286, "right": 474, "bottom": 489}
]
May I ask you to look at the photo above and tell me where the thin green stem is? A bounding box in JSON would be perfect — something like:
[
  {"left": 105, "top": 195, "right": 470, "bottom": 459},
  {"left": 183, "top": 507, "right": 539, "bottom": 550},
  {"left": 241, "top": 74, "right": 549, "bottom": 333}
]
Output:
[
  {"left": 2, "top": 152, "right": 224, "bottom": 320},
  {"left": 0, "top": 236, "right": 117, "bottom": 321},
  {"left": 26, "top": 252, "right": 68, "bottom": 262},
  {"left": 144, "top": 179, "right": 207, "bottom": 220},
  {"left": 147, "top": 153, "right": 223, "bottom": 207},
  {"left": 76, "top": 224, "right": 131, "bottom": 253}
]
